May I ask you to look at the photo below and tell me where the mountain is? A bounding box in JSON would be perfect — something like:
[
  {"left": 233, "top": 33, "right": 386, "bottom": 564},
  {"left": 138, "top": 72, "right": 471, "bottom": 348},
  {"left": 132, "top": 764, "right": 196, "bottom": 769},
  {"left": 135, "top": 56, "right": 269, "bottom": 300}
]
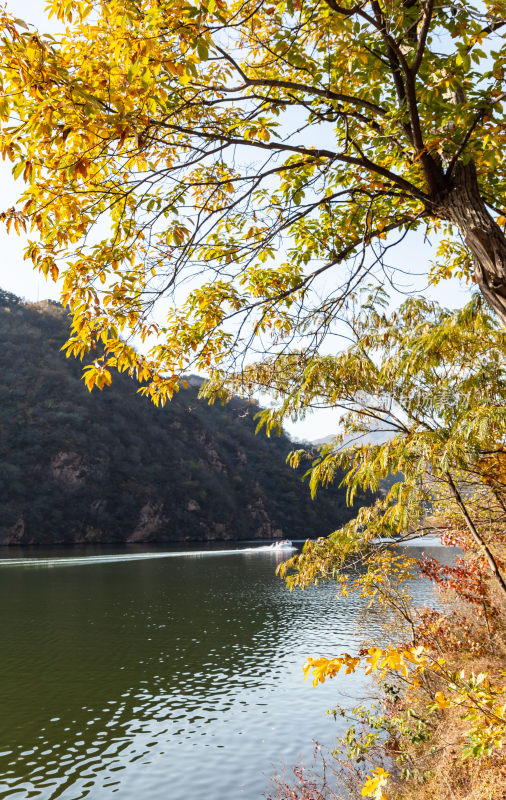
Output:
[
  {"left": 0, "top": 289, "right": 368, "bottom": 545},
  {"left": 313, "top": 430, "right": 395, "bottom": 447}
]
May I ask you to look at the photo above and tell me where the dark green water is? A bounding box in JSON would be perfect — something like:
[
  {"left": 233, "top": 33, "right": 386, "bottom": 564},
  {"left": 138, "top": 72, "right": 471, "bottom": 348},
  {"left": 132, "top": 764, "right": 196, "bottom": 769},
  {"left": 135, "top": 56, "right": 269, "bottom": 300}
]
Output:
[{"left": 0, "top": 541, "right": 453, "bottom": 799}]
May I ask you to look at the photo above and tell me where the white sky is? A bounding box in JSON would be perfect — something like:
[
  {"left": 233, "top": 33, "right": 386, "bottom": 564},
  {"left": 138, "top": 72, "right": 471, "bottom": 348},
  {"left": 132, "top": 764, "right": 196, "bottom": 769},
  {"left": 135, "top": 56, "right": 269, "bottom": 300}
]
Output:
[{"left": 0, "top": 0, "right": 473, "bottom": 441}]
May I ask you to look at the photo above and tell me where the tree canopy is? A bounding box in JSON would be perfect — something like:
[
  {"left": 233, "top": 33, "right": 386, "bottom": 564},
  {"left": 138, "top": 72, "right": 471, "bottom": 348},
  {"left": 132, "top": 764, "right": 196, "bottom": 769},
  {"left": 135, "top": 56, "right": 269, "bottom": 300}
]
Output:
[
  {"left": 0, "top": 0, "right": 505, "bottom": 400},
  {"left": 261, "top": 292, "right": 506, "bottom": 599},
  {"left": 273, "top": 294, "right": 506, "bottom": 794}
]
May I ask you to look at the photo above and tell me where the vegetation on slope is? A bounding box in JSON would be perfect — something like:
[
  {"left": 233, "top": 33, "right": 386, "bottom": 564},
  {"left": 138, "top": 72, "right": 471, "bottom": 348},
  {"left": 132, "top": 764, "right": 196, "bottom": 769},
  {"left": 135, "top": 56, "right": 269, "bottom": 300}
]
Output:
[{"left": 0, "top": 289, "right": 361, "bottom": 545}]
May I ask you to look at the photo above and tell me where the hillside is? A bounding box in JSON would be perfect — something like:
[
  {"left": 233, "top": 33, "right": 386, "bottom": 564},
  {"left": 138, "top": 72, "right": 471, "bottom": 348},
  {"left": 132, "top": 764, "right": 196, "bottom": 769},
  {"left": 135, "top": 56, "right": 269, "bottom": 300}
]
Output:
[{"left": 0, "top": 289, "right": 365, "bottom": 545}]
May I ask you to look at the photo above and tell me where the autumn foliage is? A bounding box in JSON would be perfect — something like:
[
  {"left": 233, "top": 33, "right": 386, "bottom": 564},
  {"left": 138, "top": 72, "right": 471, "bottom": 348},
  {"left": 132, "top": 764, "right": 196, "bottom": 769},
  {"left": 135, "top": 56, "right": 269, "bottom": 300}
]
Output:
[
  {"left": 270, "top": 297, "right": 506, "bottom": 800},
  {"left": 0, "top": 1, "right": 506, "bottom": 405},
  {"left": 0, "top": 2, "right": 505, "bottom": 798}
]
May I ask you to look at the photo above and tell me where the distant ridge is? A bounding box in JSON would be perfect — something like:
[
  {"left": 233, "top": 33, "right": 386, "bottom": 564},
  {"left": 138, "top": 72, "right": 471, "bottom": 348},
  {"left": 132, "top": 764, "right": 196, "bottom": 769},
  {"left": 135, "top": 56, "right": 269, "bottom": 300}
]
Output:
[
  {"left": 313, "top": 430, "right": 395, "bottom": 447},
  {"left": 0, "top": 289, "right": 370, "bottom": 545}
]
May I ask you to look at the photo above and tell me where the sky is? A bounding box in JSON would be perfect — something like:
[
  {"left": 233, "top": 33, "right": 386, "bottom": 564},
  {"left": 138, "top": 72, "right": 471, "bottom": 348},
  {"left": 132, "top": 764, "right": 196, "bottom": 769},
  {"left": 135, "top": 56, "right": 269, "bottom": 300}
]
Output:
[{"left": 0, "top": 0, "right": 473, "bottom": 441}]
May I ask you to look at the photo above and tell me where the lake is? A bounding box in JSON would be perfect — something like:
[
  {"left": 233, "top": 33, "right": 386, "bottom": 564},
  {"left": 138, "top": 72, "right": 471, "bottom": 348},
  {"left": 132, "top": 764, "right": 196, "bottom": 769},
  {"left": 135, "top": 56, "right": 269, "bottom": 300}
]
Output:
[{"left": 0, "top": 540, "right": 455, "bottom": 800}]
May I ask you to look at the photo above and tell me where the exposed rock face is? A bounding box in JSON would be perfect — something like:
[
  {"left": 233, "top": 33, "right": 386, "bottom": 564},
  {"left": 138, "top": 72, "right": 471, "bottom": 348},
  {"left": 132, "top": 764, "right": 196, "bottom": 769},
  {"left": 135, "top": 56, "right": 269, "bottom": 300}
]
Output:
[
  {"left": 196, "top": 431, "right": 226, "bottom": 473},
  {"left": 0, "top": 291, "right": 369, "bottom": 545},
  {"left": 82, "top": 525, "right": 105, "bottom": 544},
  {"left": 49, "top": 451, "right": 87, "bottom": 489},
  {"left": 127, "top": 502, "right": 167, "bottom": 542},
  {"left": 246, "top": 495, "right": 276, "bottom": 538},
  {"left": 6, "top": 516, "right": 25, "bottom": 544}
]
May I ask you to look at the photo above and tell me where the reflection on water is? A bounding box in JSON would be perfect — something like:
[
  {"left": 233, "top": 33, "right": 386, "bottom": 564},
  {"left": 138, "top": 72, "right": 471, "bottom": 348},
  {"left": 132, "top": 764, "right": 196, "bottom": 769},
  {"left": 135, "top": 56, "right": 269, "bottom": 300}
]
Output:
[{"left": 0, "top": 542, "right": 456, "bottom": 800}]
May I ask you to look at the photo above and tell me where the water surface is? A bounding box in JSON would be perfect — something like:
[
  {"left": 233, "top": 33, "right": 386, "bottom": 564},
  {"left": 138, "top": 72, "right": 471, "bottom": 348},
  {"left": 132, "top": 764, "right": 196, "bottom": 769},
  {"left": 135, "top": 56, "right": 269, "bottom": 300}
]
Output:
[{"left": 0, "top": 541, "right": 455, "bottom": 799}]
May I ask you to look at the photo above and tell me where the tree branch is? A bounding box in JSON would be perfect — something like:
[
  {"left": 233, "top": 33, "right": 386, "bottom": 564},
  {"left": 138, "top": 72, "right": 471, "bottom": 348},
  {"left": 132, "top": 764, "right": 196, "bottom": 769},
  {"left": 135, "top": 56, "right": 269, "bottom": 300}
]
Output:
[
  {"left": 445, "top": 471, "right": 506, "bottom": 599},
  {"left": 446, "top": 91, "right": 506, "bottom": 178},
  {"left": 411, "top": 0, "right": 434, "bottom": 74},
  {"left": 155, "top": 120, "right": 428, "bottom": 200},
  {"left": 211, "top": 44, "right": 387, "bottom": 117}
]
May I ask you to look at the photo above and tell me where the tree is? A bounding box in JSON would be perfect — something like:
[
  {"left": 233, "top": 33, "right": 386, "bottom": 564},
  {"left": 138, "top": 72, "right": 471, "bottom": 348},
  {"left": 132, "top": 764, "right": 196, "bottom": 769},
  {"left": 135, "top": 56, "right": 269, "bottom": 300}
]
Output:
[
  {"left": 269, "top": 294, "right": 506, "bottom": 796},
  {"left": 247, "top": 292, "right": 506, "bottom": 600},
  {"left": 0, "top": 1, "right": 505, "bottom": 400}
]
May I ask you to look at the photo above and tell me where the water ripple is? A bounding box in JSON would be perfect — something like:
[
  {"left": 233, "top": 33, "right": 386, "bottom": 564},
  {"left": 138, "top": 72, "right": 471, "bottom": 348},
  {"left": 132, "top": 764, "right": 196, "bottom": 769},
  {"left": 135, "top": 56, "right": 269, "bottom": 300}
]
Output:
[{"left": 0, "top": 543, "right": 457, "bottom": 800}]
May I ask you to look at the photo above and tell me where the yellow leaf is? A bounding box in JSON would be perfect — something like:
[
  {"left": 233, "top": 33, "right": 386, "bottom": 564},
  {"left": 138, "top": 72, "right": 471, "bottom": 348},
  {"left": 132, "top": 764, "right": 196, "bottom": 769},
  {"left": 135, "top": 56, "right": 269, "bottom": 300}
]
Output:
[
  {"left": 361, "top": 768, "right": 390, "bottom": 800},
  {"left": 366, "top": 648, "right": 383, "bottom": 673},
  {"left": 84, "top": 369, "right": 96, "bottom": 392},
  {"left": 434, "top": 691, "right": 452, "bottom": 709}
]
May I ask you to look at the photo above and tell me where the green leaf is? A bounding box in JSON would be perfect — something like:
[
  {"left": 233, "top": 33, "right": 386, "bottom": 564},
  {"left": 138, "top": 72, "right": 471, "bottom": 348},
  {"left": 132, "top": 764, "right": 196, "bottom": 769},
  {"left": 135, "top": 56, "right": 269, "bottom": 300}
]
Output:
[{"left": 197, "top": 42, "right": 209, "bottom": 61}]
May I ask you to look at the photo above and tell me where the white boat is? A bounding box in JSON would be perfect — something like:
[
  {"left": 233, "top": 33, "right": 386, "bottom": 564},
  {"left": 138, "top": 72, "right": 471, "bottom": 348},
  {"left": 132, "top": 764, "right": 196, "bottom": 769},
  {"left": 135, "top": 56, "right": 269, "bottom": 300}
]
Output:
[{"left": 268, "top": 539, "right": 295, "bottom": 551}]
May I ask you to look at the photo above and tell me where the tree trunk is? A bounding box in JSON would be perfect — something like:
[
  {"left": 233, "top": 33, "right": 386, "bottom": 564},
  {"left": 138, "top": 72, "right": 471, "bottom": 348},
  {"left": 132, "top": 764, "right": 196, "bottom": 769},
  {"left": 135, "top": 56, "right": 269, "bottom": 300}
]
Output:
[
  {"left": 436, "top": 161, "right": 506, "bottom": 326},
  {"left": 445, "top": 471, "right": 506, "bottom": 602}
]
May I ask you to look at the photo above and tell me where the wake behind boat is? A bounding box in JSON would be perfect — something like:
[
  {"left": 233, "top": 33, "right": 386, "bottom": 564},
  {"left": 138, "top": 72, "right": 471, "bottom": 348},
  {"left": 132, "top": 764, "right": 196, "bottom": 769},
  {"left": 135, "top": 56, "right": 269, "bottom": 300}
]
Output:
[{"left": 0, "top": 542, "right": 297, "bottom": 568}]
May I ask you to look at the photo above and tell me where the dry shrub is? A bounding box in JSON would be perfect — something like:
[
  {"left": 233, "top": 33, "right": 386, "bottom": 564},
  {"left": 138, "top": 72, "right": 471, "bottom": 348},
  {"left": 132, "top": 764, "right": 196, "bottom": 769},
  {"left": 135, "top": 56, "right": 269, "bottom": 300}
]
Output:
[
  {"left": 266, "top": 747, "right": 366, "bottom": 800},
  {"left": 270, "top": 542, "right": 506, "bottom": 800},
  {"left": 384, "top": 578, "right": 506, "bottom": 800}
]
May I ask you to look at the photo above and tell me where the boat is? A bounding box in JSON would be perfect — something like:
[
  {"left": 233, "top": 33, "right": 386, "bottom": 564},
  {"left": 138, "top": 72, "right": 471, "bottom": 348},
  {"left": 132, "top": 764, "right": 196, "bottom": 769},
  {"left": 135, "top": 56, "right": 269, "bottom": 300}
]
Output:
[{"left": 268, "top": 539, "right": 295, "bottom": 551}]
